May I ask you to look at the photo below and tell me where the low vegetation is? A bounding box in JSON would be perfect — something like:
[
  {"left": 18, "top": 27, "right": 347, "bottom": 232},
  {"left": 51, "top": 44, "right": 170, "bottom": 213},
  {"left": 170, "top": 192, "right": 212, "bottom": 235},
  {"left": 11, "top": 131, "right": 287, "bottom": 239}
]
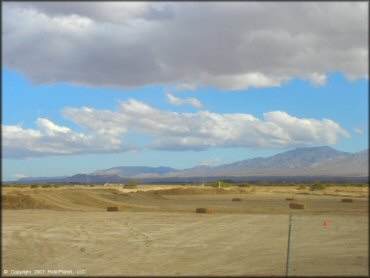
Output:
[
  {"left": 309, "top": 182, "right": 327, "bottom": 191},
  {"left": 124, "top": 179, "right": 138, "bottom": 189},
  {"left": 2, "top": 181, "right": 367, "bottom": 189}
]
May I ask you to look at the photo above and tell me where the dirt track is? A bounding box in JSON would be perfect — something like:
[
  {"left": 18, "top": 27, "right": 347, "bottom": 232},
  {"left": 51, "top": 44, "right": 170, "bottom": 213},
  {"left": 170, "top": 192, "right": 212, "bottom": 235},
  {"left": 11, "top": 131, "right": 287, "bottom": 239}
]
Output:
[
  {"left": 2, "top": 185, "right": 368, "bottom": 214},
  {"left": 2, "top": 185, "right": 368, "bottom": 276}
]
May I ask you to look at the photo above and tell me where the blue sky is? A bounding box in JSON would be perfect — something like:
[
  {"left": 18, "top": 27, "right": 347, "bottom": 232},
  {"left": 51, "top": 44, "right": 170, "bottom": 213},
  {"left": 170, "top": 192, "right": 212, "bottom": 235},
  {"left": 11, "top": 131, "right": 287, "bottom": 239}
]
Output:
[{"left": 2, "top": 2, "right": 368, "bottom": 181}]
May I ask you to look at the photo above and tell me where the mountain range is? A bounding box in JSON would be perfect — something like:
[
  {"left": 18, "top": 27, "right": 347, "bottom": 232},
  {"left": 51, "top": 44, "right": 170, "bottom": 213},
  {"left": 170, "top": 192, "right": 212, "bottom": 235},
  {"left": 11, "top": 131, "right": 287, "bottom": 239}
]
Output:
[{"left": 15, "top": 146, "right": 368, "bottom": 183}]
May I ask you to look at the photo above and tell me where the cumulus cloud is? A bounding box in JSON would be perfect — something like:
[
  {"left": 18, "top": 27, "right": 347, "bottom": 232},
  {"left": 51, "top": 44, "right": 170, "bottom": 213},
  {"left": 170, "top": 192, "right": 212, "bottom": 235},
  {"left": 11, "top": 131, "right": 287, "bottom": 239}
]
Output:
[
  {"left": 3, "top": 2, "right": 367, "bottom": 90},
  {"left": 3, "top": 100, "right": 350, "bottom": 158},
  {"left": 166, "top": 93, "right": 204, "bottom": 109},
  {"left": 2, "top": 119, "right": 136, "bottom": 158},
  {"left": 64, "top": 101, "right": 350, "bottom": 151}
]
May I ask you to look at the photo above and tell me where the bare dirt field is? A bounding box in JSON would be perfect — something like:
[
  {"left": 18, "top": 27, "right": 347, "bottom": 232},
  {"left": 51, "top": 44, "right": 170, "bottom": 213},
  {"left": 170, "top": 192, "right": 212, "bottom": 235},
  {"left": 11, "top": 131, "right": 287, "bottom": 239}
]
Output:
[{"left": 2, "top": 185, "right": 368, "bottom": 276}]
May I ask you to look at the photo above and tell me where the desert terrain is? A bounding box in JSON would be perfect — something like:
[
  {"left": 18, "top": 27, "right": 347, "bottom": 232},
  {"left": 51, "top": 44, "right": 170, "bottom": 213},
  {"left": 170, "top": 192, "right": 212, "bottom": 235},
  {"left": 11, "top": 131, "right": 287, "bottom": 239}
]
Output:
[{"left": 2, "top": 184, "right": 368, "bottom": 276}]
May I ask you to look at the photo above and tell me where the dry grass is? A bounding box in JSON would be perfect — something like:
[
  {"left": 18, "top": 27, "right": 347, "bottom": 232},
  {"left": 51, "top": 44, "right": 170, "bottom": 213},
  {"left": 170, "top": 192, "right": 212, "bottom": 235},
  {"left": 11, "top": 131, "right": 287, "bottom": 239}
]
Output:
[{"left": 286, "top": 197, "right": 295, "bottom": 201}]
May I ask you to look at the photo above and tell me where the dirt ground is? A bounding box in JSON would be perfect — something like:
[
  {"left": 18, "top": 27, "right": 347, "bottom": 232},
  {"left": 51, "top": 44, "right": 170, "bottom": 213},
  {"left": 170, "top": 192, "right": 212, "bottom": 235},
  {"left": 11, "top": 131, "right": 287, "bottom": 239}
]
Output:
[{"left": 2, "top": 185, "right": 368, "bottom": 276}]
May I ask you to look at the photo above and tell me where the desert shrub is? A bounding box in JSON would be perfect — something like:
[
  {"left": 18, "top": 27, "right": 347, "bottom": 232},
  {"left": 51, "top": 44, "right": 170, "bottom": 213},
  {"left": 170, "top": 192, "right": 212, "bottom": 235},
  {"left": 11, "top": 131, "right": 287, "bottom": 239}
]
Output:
[
  {"left": 206, "top": 181, "right": 218, "bottom": 188},
  {"left": 124, "top": 179, "right": 138, "bottom": 189},
  {"left": 298, "top": 184, "right": 308, "bottom": 190},
  {"left": 309, "top": 182, "right": 326, "bottom": 191},
  {"left": 30, "top": 184, "right": 40, "bottom": 188},
  {"left": 89, "top": 184, "right": 96, "bottom": 187}
]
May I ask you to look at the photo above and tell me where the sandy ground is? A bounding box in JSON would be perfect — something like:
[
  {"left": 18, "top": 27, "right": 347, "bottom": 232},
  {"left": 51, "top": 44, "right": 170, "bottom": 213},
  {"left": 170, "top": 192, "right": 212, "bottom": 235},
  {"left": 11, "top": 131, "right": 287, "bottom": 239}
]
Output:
[{"left": 2, "top": 185, "right": 368, "bottom": 276}]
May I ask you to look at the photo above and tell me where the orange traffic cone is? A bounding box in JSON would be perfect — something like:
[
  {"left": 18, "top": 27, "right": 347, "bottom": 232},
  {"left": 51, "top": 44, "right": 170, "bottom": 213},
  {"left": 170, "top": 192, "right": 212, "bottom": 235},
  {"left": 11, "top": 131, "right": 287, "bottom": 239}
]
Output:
[{"left": 323, "top": 220, "right": 329, "bottom": 227}]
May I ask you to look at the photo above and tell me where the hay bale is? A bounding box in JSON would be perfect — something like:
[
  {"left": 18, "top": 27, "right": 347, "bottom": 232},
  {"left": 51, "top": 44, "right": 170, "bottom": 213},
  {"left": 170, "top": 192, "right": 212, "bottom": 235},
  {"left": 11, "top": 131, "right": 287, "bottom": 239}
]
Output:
[
  {"left": 341, "top": 198, "right": 354, "bottom": 203},
  {"left": 195, "top": 208, "right": 214, "bottom": 213},
  {"left": 289, "top": 202, "right": 306, "bottom": 210},
  {"left": 232, "top": 198, "right": 242, "bottom": 201},
  {"left": 107, "top": 206, "right": 123, "bottom": 212}
]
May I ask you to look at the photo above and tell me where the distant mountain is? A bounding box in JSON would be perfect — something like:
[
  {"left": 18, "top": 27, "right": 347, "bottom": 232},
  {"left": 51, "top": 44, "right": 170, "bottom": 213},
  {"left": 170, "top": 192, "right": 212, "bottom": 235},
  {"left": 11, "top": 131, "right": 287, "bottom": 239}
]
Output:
[
  {"left": 179, "top": 146, "right": 367, "bottom": 177},
  {"left": 304, "top": 148, "right": 368, "bottom": 177},
  {"left": 16, "top": 174, "right": 125, "bottom": 184},
  {"left": 93, "top": 166, "right": 178, "bottom": 178},
  {"left": 208, "top": 146, "right": 356, "bottom": 176},
  {"left": 17, "top": 176, "right": 68, "bottom": 182},
  {"left": 12, "top": 146, "right": 368, "bottom": 183}
]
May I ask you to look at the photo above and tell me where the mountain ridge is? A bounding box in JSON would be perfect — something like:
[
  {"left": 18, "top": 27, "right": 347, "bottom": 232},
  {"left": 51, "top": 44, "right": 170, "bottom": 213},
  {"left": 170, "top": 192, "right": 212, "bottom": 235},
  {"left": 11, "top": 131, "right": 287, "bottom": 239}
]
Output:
[{"left": 14, "top": 146, "right": 368, "bottom": 183}]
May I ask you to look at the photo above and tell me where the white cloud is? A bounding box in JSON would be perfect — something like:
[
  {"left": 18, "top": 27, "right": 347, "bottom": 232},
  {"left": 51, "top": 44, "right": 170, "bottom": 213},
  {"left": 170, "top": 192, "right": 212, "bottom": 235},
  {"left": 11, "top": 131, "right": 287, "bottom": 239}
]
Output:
[
  {"left": 13, "top": 173, "right": 27, "bottom": 179},
  {"left": 309, "top": 73, "right": 327, "bottom": 86},
  {"left": 3, "top": 100, "right": 350, "bottom": 158},
  {"left": 263, "top": 111, "right": 350, "bottom": 145},
  {"left": 200, "top": 72, "right": 286, "bottom": 91},
  {"left": 199, "top": 158, "right": 222, "bottom": 166},
  {"left": 175, "top": 83, "right": 197, "bottom": 92},
  {"left": 37, "top": 118, "right": 71, "bottom": 135},
  {"left": 66, "top": 100, "right": 349, "bottom": 150},
  {"left": 2, "top": 119, "right": 137, "bottom": 158},
  {"left": 64, "top": 100, "right": 349, "bottom": 150},
  {"left": 354, "top": 127, "right": 364, "bottom": 134},
  {"left": 3, "top": 2, "right": 367, "bottom": 90},
  {"left": 166, "top": 93, "right": 204, "bottom": 109}
]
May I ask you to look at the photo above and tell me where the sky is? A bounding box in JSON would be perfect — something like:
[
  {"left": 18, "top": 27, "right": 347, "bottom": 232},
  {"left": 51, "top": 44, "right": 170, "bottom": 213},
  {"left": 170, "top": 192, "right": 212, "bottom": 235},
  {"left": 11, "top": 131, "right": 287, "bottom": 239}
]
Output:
[{"left": 2, "top": 2, "right": 368, "bottom": 181}]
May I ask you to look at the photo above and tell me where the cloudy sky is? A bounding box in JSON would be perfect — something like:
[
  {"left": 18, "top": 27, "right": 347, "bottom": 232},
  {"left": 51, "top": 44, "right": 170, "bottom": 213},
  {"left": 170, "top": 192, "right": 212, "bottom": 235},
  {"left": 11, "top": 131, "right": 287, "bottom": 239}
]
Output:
[{"left": 2, "top": 2, "right": 368, "bottom": 180}]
